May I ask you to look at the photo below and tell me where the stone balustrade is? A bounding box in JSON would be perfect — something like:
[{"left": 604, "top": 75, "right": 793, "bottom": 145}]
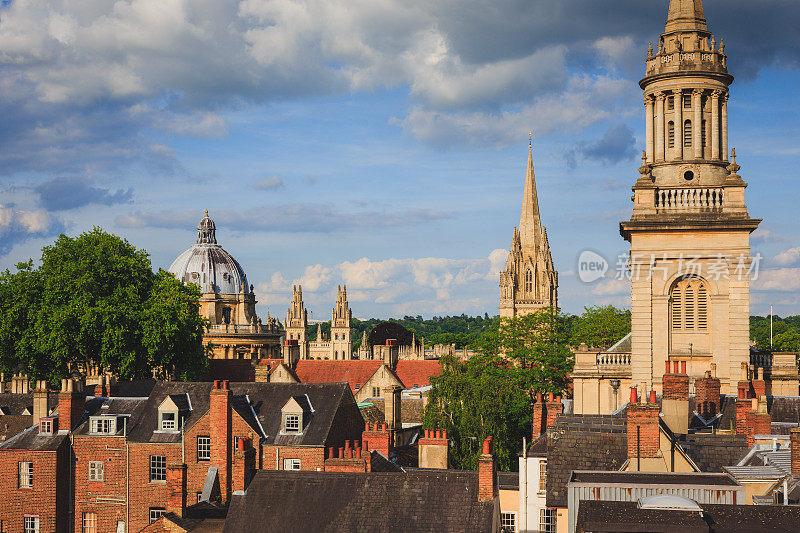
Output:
[
  {"left": 596, "top": 353, "right": 631, "bottom": 367},
  {"left": 655, "top": 187, "right": 723, "bottom": 210}
]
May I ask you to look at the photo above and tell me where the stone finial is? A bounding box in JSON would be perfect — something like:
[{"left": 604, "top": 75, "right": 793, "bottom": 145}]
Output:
[
  {"left": 719, "top": 38, "right": 725, "bottom": 54},
  {"left": 727, "top": 148, "right": 742, "bottom": 179},
  {"left": 647, "top": 42, "right": 653, "bottom": 58},
  {"left": 710, "top": 35, "right": 716, "bottom": 51}
]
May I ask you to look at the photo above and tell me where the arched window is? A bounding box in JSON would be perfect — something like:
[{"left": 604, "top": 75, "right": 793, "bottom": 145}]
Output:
[
  {"left": 670, "top": 278, "right": 709, "bottom": 332},
  {"left": 668, "top": 121, "right": 675, "bottom": 148},
  {"left": 684, "top": 120, "right": 692, "bottom": 148},
  {"left": 525, "top": 270, "right": 533, "bottom": 293}
]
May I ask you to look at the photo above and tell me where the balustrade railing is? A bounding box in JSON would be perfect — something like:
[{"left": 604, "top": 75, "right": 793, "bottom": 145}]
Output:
[
  {"left": 596, "top": 353, "right": 631, "bottom": 366},
  {"left": 655, "top": 188, "right": 723, "bottom": 210}
]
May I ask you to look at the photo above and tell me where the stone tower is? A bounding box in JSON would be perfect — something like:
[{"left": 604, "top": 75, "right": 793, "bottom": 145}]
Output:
[
  {"left": 285, "top": 285, "right": 308, "bottom": 359},
  {"left": 621, "top": 0, "right": 760, "bottom": 394},
  {"left": 499, "top": 144, "right": 558, "bottom": 317},
  {"left": 330, "top": 285, "right": 353, "bottom": 360}
]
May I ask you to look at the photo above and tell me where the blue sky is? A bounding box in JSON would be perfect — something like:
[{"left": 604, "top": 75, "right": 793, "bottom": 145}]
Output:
[{"left": 1, "top": 0, "right": 798, "bottom": 319}]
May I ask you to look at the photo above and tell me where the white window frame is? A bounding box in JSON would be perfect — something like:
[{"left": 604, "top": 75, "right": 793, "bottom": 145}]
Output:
[
  {"left": 283, "top": 458, "right": 301, "bottom": 470},
  {"left": 197, "top": 435, "right": 211, "bottom": 462},
  {"left": 284, "top": 413, "right": 301, "bottom": 433},
  {"left": 82, "top": 512, "right": 98, "bottom": 533},
  {"left": 39, "top": 420, "right": 53, "bottom": 434},
  {"left": 538, "top": 461, "right": 547, "bottom": 493},
  {"left": 539, "top": 508, "right": 556, "bottom": 533},
  {"left": 19, "top": 461, "right": 33, "bottom": 489},
  {"left": 149, "top": 455, "right": 166, "bottom": 483},
  {"left": 159, "top": 411, "right": 177, "bottom": 431},
  {"left": 24, "top": 515, "right": 39, "bottom": 533},
  {"left": 500, "top": 511, "right": 517, "bottom": 533},
  {"left": 149, "top": 508, "right": 166, "bottom": 524},
  {"left": 90, "top": 417, "right": 116, "bottom": 435},
  {"left": 89, "top": 461, "right": 104, "bottom": 482}
]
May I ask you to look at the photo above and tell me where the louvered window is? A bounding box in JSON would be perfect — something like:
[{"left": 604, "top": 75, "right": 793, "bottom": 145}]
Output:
[
  {"left": 671, "top": 278, "right": 709, "bottom": 332},
  {"left": 684, "top": 120, "right": 692, "bottom": 147},
  {"left": 671, "top": 289, "right": 682, "bottom": 329},
  {"left": 668, "top": 122, "right": 675, "bottom": 148}
]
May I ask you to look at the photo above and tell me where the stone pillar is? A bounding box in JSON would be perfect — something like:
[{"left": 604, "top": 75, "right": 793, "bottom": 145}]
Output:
[
  {"left": 655, "top": 93, "right": 666, "bottom": 161},
  {"left": 721, "top": 94, "right": 729, "bottom": 161},
  {"left": 674, "top": 90, "right": 683, "bottom": 160},
  {"left": 693, "top": 89, "right": 703, "bottom": 159},
  {"left": 645, "top": 96, "right": 655, "bottom": 163},
  {"left": 711, "top": 91, "right": 721, "bottom": 160}
]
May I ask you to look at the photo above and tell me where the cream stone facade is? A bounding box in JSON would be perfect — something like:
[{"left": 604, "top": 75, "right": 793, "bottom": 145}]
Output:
[
  {"left": 285, "top": 284, "right": 355, "bottom": 360},
  {"left": 169, "top": 212, "right": 283, "bottom": 360},
  {"left": 499, "top": 144, "right": 558, "bottom": 317},
  {"left": 572, "top": 0, "right": 798, "bottom": 414}
]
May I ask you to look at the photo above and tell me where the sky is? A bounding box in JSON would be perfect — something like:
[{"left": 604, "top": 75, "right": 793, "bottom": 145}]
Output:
[{"left": 1, "top": 0, "right": 799, "bottom": 320}]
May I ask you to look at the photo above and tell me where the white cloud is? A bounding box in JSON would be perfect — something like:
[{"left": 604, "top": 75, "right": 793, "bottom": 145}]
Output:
[
  {"left": 753, "top": 268, "right": 800, "bottom": 292},
  {"left": 0, "top": 204, "right": 65, "bottom": 255},
  {"left": 591, "top": 277, "right": 629, "bottom": 296},
  {"left": 772, "top": 247, "right": 800, "bottom": 267},
  {"left": 253, "top": 175, "right": 285, "bottom": 191}
]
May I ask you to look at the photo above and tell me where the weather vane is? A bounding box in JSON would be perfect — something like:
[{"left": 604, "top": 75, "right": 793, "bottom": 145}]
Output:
[{"left": 529, "top": 131, "right": 532, "bottom": 146}]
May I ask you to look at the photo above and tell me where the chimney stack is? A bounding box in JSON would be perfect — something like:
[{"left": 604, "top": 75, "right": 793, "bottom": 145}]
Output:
[
  {"left": 210, "top": 379, "right": 232, "bottom": 503},
  {"left": 695, "top": 368, "right": 721, "bottom": 420},
  {"left": 233, "top": 437, "right": 256, "bottom": 492},
  {"left": 532, "top": 392, "right": 545, "bottom": 439},
  {"left": 32, "top": 380, "right": 50, "bottom": 424},
  {"left": 166, "top": 464, "right": 187, "bottom": 518},
  {"left": 324, "top": 439, "right": 370, "bottom": 472},
  {"left": 58, "top": 378, "right": 85, "bottom": 431},
  {"left": 545, "top": 393, "right": 564, "bottom": 429},
  {"left": 362, "top": 422, "right": 391, "bottom": 457},
  {"left": 791, "top": 427, "right": 800, "bottom": 476},
  {"left": 477, "top": 437, "right": 496, "bottom": 502},
  {"left": 747, "top": 396, "right": 771, "bottom": 448},
  {"left": 752, "top": 366, "right": 766, "bottom": 398},
  {"left": 627, "top": 387, "right": 661, "bottom": 469},
  {"left": 383, "top": 385, "right": 402, "bottom": 432},
  {"left": 419, "top": 429, "right": 449, "bottom": 469},
  {"left": 662, "top": 361, "right": 689, "bottom": 434}
]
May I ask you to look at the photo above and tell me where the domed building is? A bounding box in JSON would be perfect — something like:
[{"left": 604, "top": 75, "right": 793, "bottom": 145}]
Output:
[{"left": 169, "top": 211, "right": 283, "bottom": 360}]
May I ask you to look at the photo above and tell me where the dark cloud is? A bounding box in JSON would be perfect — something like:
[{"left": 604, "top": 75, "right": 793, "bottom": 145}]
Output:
[
  {"left": 35, "top": 177, "right": 132, "bottom": 211},
  {"left": 116, "top": 205, "right": 454, "bottom": 234},
  {"left": 566, "top": 124, "right": 637, "bottom": 168}
]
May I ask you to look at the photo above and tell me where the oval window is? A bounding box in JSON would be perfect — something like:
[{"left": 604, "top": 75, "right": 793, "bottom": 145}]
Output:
[{"left": 684, "top": 170, "right": 694, "bottom": 181}]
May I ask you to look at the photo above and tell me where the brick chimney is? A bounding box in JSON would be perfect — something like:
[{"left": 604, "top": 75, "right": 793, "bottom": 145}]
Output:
[
  {"left": 735, "top": 386, "right": 750, "bottom": 435},
  {"left": 211, "top": 380, "right": 232, "bottom": 503},
  {"left": 545, "top": 392, "right": 563, "bottom": 429},
  {"left": 477, "top": 437, "right": 496, "bottom": 502},
  {"left": 748, "top": 396, "right": 771, "bottom": 448},
  {"left": 383, "top": 385, "right": 402, "bottom": 432},
  {"left": 419, "top": 429, "right": 449, "bottom": 469},
  {"left": 58, "top": 378, "right": 85, "bottom": 431},
  {"left": 695, "top": 365, "right": 721, "bottom": 420},
  {"left": 32, "top": 380, "right": 50, "bottom": 424},
  {"left": 662, "top": 361, "right": 689, "bottom": 435},
  {"left": 166, "top": 464, "right": 187, "bottom": 518},
  {"left": 362, "top": 422, "right": 391, "bottom": 457},
  {"left": 752, "top": 366, "right": 766, "bottom": 399},
  {"left": 233, "top": 437, "right": 256, "bottom": 493},
  {"left": 791, "top": 427, "right": 800, "bottom": 476},
  {"left": 532, "top": 392, "right": 545, "bottom": 439},
  {"left": 324, "top": 440, "right": 370, "bottom": 472},
  {"left": 737, "top": 362, "right": 753, "bottom": 400},
  {"left": 627, "top": 387, "right": 661, "bottom": 469}
]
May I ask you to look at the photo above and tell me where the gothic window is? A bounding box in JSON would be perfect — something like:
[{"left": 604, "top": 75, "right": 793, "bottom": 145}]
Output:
[
  {"left": 668, "top": 121, "right": 675, "bottom": 148},
  {"left": 670, "top": 278, "right": 709, "bottom": 332},
  {"left": 684, "top": 120, "right": 692, "bottom": 147},
  {"left": 525, "top": 270, "right": 533, "bottom": 294}
]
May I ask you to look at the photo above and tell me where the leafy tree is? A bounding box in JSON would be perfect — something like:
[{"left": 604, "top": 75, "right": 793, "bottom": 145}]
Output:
[
  {"left": 569, "top": 305, "right": 631, "bottom": 349},
  {"left": 423, "top": 309, "right": 574, "bottom": 470},
  {"left": 0, "top": 228, "right": 207, "bottom": 381}
]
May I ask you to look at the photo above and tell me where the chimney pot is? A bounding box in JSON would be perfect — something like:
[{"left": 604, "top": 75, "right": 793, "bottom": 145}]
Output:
[
  {"left": 482, "top": 436, "right": 492, "bottom": 455},
  {"left": 680, "top": 361, "right": 686, "bottom": 374},
  {"left": 213, "top": 380, "right": 220, "bottom": 389},
  {"left": 630, "top": 387, "right": 638, "bottom": 404},
  {"left": 665, "top": 361, "right": 671, "bottom": 374},
  {"left": 548, "top": 392, "right": 554, "bottom": 402},
  {"left": 223, "top": 380, "right": 230, "bottom": 390},
  {"left": 382, "top": 423, "right": 387, "bottom": 431},
  {"left": 442, "top": 430, "right": 447, "bottom": 439},
  {"left": 365, "top": 422, "right": 370, "bottom": 432},
  {"left": 649, "top": 389, "right": 657, "bottom": 404},
  {"left": 710, "top": 363, "right": 717, "bottom": 378},
  {"left": 536, "top": 392, "right": 543, "bottom": 402}
]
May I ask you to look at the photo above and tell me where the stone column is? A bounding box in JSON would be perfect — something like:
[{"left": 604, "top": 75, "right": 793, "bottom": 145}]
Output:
[
  {"left": 693, "top": 89, "right": 703, "bottom": 159},
  {"left": 645, "top": 96, "right": 654, "bottom": 163},
  {"left": 711, "top": 91, "right": 721, "bottom": 160},
  {"left": 655, "top": 92, "right": 665, "bottom": 162},
  {"left": 674, "top": 90, "right": 683, "bottom": 160},
  {"left": 721, "top": 94, "right": 729, "bottom": 161}
]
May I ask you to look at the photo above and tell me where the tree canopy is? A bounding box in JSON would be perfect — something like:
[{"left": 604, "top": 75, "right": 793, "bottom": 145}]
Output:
[
  {"left": 568, "top": 305, "right": 631, "bottom": 349},
  {"left": 422, "top": 310, "right": 573, "bottom": 470},
  {"left": 0, "top": 228, "right": 208, "bottom": 382}
]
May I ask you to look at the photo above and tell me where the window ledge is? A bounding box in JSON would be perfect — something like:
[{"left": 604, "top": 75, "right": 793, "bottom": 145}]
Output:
[{"left": 149, "top": 480, "right": 167, "bottom": 485}]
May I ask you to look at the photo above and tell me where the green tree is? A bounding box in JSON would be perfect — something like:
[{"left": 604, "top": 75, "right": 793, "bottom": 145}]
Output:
[
  {"left": 570, "top": 305, "right": 631, "bottom": 349},
  {"left": 0, "top": 228, "right": 207, "bottom": 381},
  {"left": 423, "top": 309, "right": 574, "bottom": 471}
]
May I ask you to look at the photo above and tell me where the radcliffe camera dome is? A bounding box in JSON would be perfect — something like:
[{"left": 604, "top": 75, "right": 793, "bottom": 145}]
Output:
[{"left": 168, "top": 211, "right": 249, "bottom": 295}]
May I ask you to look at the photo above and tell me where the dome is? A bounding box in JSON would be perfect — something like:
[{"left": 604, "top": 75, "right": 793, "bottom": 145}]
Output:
[{"left": 168, "top": 211, "right": 249, "bottom": 295}]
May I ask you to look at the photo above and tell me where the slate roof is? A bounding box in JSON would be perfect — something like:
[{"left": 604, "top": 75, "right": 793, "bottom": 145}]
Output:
[
  {"left": 223, "top": 469, "right": 495, "bottom": 533},
  {"left": 294, "top": 360, "right": 384, "bottom": 394},
  {"left": 569, "top": 471, "right": 739, "bottom": 486},
  {"left": 678, "top": 433, "right": 749, "bottom": 472},
  {"left": 576, "top": 500, "right": 800, "bottom": 533},
  {"left": 394, "top": 360, "right": 442, "bottom": 389},
  {"left": 0, "top": 392, "right": 62, "bottom": 441},
  {"left": 525, "top": 434, "right": 547, "bottom": 458},
  {"left": 498, "top": 472, "right": 519, "bottom": 490},
  {"left": 545, "top": 414, "right": 628, "bottom": 508},
  {"left": 0, "top": 424, "right": 68, "bottom": 451},
  {"left": 717, "top": 395, "right": 800, "bottom": 430}
]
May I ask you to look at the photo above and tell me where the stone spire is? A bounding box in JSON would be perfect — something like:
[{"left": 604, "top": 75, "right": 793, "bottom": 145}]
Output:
[
  {"left": 518, "top": 144, "right": 541, "bottom": 251},
  {"left": 665, "top": 0, "right": 707, "bottom": 33}
]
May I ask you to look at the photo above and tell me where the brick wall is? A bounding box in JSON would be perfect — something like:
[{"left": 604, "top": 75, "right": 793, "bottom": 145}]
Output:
[
  {"left": 477, "top": 437, "right": 495, "bottom": 502},
  {"left": 791, "top": 427, "right": 800, "bottom": 476},
  {"left": 72, "top": 434, "right": 129, "bottom": 533},
  {"left": 695, "top": 376, "right": 721, "bottom": 418},
  {"left": 627, "top": 403, "right": 660, "bottom": 459},
  {"left": 362, "top": 423, "right": 391, "bottom": 457},
  {"left": 532, "top": 393, "right": 545, "bottom": 439},
  {"left": 261, "top": 445, "right": 325, "bottom": 472},
  {"left": 662, "top": 373, "right": 689, "bottom": 400},
  {"left": 735, "top": 397, "right": 749, "bottom": 435},
  {"left": 210, "top": 381, "right": 232, "bottom": 504},
  {"left": 128, "top": 442, "right": 183, "bottom": 533},
  {"left": 0, "top": 443, "right": 70, "bottom": 533}
]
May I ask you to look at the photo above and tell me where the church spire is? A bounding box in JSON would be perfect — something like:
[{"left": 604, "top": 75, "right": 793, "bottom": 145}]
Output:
[
  {"left": 518, "top": 142, "right": 541, "bottom": 250},
  {"left": 665, "top": 0, "right": 707, "bottom": 33}
]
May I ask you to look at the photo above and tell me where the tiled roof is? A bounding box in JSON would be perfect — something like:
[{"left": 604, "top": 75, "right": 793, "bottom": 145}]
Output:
[
  {"left": 678, "top": 433, "right": 748, "bottom": 472},
  {"left": 294, "top": 360, "right": 384, "bottom": 394},
  {"left": 223, "top": 469, "right": 495, "bottom": 533},
  {"left": 724, "top": 465, "right": 788, "bottom": 480},
  {"left": 0, "top": 424, "right": 69, "bottom": 451},
  {"left": 394, "top": 360, "right": 442, "bottom": 389}
]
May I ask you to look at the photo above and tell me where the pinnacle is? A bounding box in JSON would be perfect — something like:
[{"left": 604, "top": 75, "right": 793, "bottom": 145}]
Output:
[{"left": 665, "top": 0, "right": 707, "bottom": 33}]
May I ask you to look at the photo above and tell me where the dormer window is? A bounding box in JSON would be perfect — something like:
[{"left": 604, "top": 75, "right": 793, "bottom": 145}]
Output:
[
  {"left": 284, "top": 414, "right": 301, "bottom": 433},
  {"left": 90, "top": 416, "right": 117, "bottom": 435},
  {"left": 39, "top": 419, "right": 54, "bottom": 435},
  {"left": 159, "top": 411, "right": 178, "bottom": 431}
]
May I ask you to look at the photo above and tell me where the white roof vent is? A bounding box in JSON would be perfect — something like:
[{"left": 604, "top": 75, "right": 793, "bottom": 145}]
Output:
[{"left": 638, "top": 494, "right": 702, "bottom": 512}]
